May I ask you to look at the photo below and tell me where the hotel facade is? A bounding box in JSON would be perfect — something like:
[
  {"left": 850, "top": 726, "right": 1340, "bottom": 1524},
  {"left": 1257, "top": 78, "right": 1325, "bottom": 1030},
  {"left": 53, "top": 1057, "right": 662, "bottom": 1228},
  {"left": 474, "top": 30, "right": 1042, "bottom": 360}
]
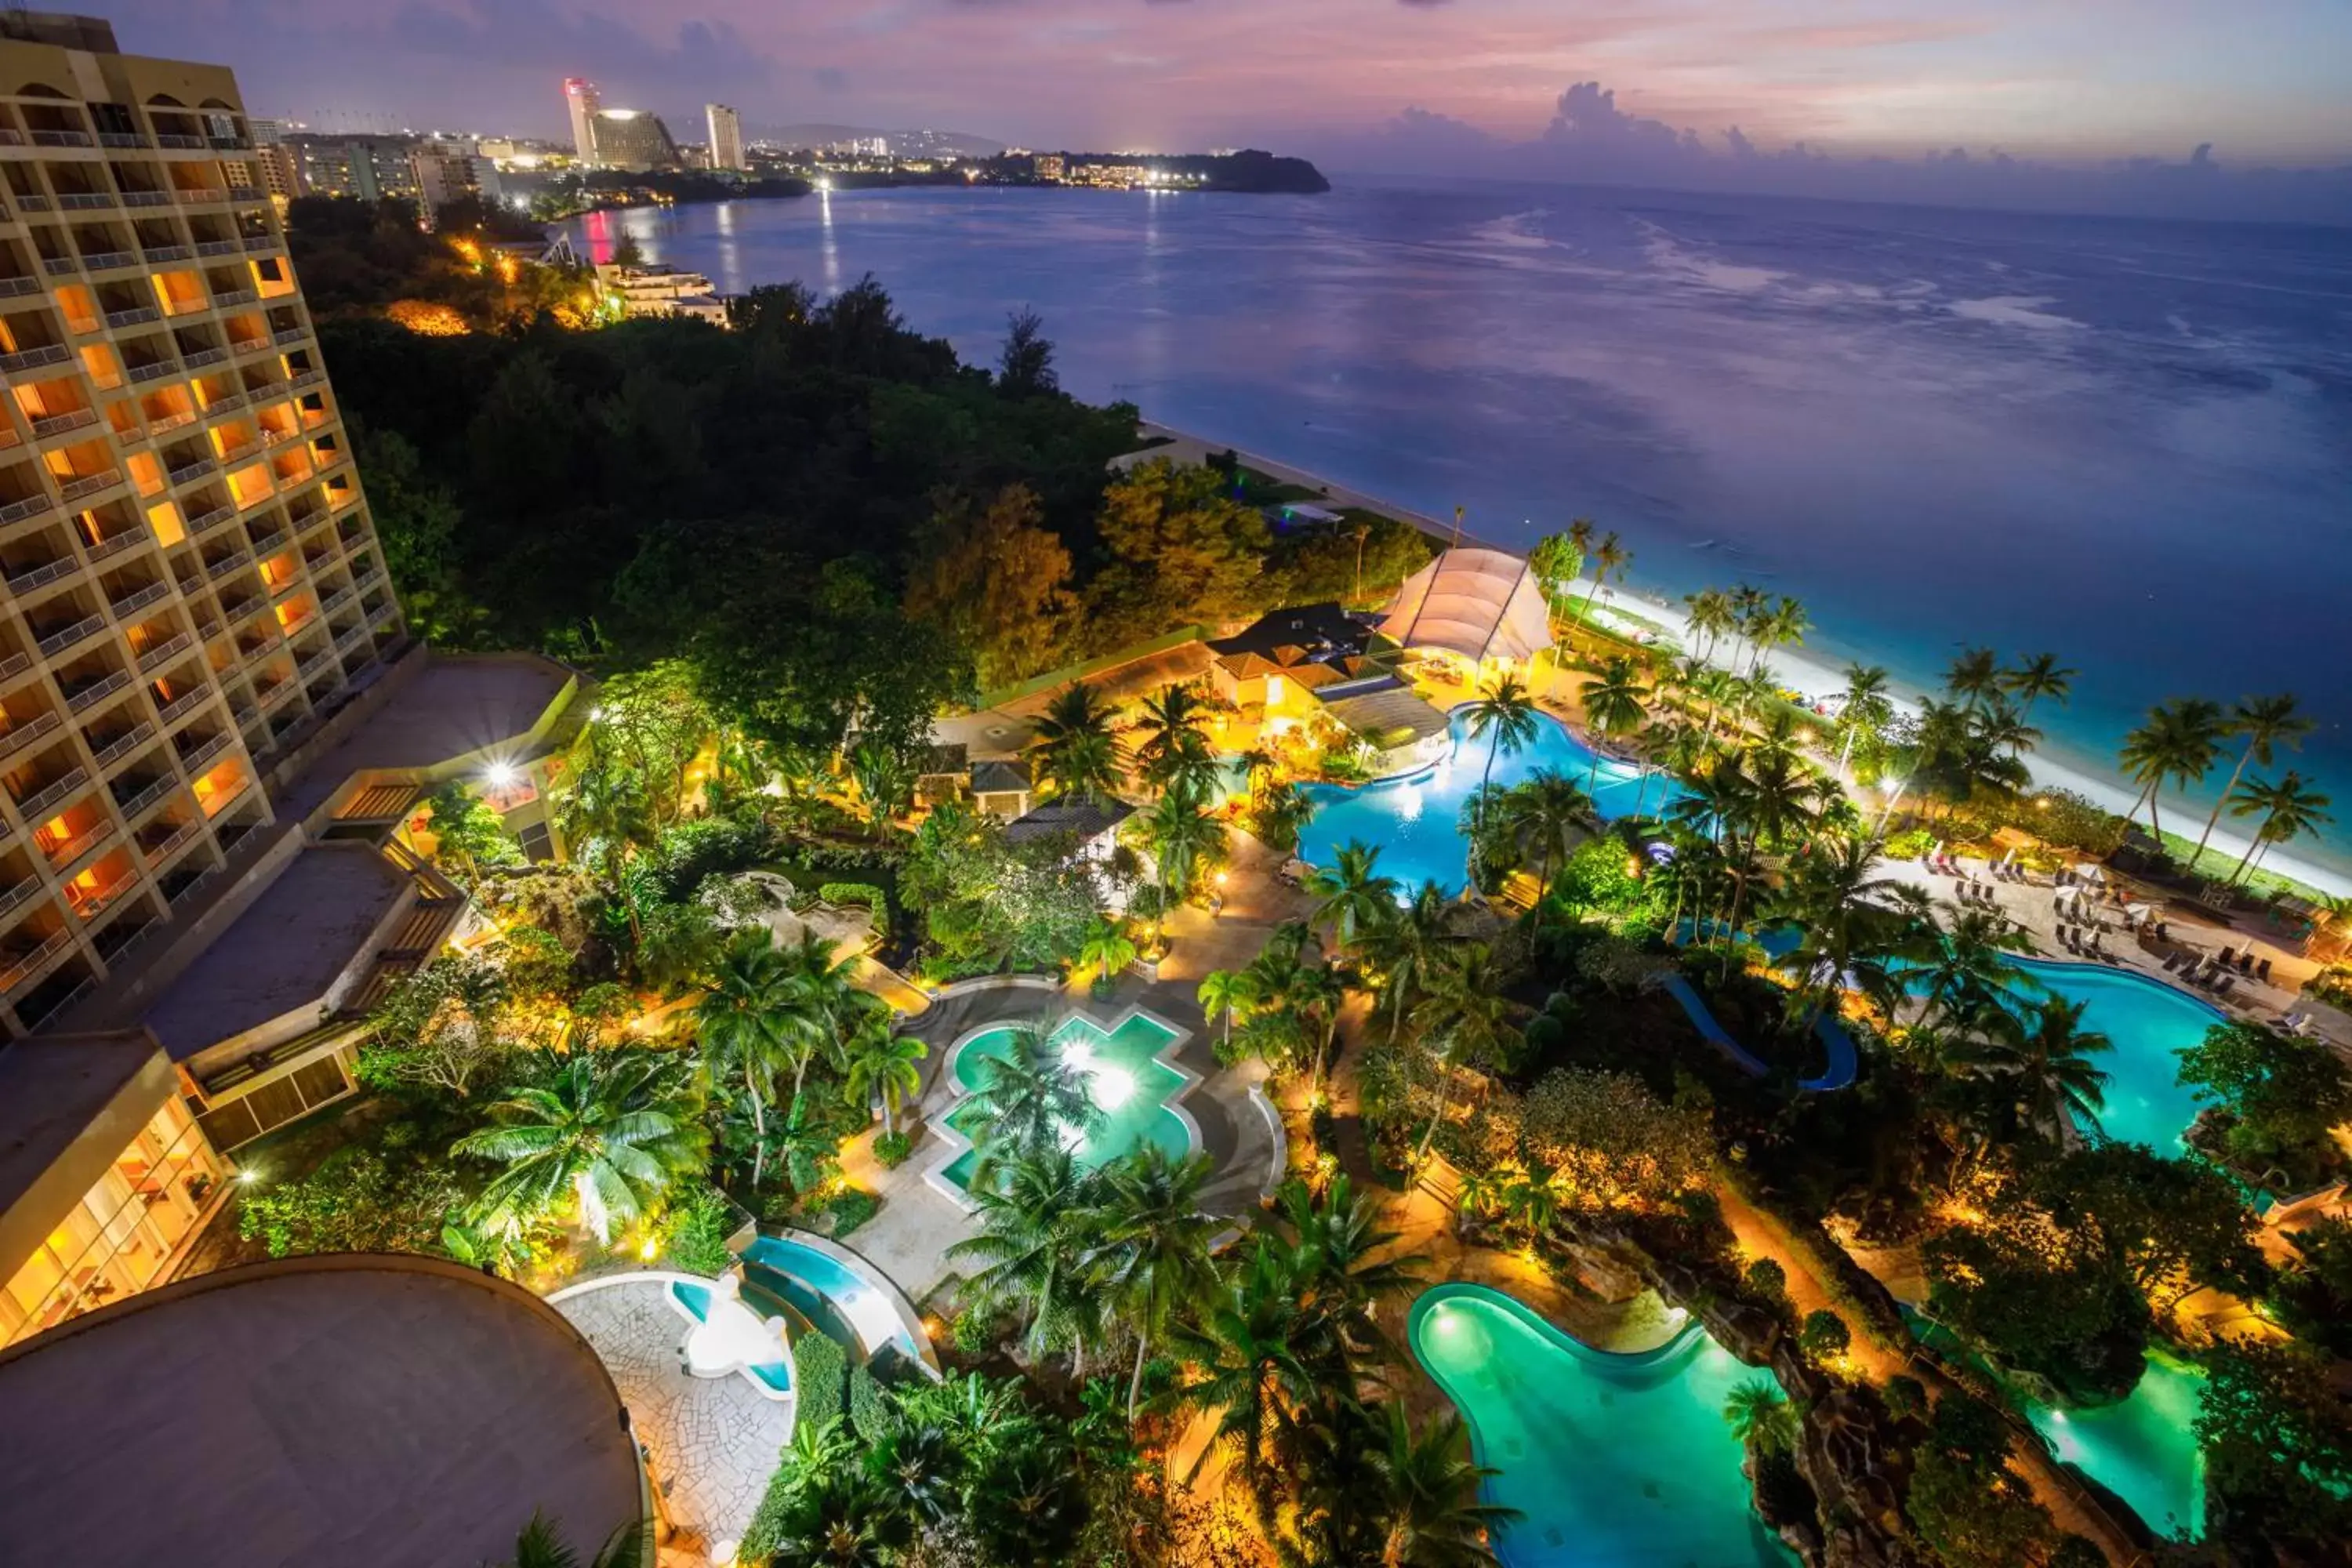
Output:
[{"left": 0, "top": 16, "right": 580, "bottom": 1348}]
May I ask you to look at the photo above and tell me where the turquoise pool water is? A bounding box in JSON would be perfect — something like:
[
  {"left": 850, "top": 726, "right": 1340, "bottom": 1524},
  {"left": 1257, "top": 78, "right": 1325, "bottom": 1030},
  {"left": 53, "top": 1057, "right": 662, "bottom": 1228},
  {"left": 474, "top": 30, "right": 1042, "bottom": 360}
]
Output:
[
  {"left": 739, "top": 1235, "right": 928, "bottom": 1367},
  {"left": 666, "top": 1276, "right": 793, "bottom": 1392},
  {"left": 1300, "top": 709, "right": 1693, "bottom": 894},
  {"left": 2031, "top": 1355, "right": 2208, "bottom": 1542},
  {"left": 943, "top": 1012, "right": 1192, "bottom": 1190},
  {"left": 2000, "top": 956, "right": 2222, "bottom": 1156},
  {"left": 1410, "top": 1283, "right": 1795, "bottom": 1567}
]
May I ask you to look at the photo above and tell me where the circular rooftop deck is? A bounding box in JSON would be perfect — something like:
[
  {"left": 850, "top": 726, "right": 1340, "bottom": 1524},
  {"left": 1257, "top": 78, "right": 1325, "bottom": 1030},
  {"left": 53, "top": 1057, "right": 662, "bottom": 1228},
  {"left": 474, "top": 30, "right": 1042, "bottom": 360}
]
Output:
[{"left": 0, "top": 1254, "right": 645, "bottom": 1568}]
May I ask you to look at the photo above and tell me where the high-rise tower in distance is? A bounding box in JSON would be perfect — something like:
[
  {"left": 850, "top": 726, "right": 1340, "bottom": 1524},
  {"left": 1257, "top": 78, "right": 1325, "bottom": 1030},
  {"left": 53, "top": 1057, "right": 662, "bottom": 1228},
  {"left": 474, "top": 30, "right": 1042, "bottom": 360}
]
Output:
[
  {"left": 563, "top": 75, "right": 600, "bottom": 166},
  {"left": 706, "top": 103, "right": 742, "bottom": 172}
]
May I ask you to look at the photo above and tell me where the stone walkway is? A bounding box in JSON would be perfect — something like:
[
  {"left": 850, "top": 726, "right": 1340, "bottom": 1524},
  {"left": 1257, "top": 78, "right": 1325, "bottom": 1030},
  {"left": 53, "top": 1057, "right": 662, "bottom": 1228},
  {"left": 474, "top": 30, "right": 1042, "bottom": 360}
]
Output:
[{"left": 550, "top": 1280, "right": 793, "bottom": 1564}]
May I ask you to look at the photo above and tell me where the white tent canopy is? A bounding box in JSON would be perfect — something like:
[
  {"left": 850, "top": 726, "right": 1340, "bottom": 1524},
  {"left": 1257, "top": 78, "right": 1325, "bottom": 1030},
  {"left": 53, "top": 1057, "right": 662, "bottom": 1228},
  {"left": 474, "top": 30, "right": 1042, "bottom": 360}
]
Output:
[{"left": 1377, "top": 546, "right": 1554, "bottom": 666}]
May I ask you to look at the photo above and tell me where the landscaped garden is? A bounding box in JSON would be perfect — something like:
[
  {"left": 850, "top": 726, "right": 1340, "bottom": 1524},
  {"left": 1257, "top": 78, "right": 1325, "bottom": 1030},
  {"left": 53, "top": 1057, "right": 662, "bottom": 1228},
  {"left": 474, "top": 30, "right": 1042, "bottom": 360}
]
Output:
[{"left": 282, "top": 195, "right": 2352, "bottom": 1568}]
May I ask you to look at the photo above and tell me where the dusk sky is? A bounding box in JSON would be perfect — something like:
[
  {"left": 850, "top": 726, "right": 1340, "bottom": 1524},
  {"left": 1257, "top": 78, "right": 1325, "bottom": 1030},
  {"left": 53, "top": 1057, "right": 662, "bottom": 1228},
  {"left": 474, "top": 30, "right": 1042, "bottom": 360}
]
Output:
[{"left": 114, "top": 2, "right": 2352, "bottom": 167}]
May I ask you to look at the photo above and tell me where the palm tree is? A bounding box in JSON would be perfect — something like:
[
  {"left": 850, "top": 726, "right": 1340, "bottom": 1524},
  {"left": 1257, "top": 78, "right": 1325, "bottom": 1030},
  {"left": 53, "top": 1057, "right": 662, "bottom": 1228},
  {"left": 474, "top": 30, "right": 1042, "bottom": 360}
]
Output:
[
  {"left": 1163, "top": 1243, "right": 1323, "bottom": 1526},
  {"left": 1250, "top": 779, "right": 1316, "bottom": 853},
  {"left": 1279, "top": 1172, "right": 1422, "bottom": 1330},
  {"left": 1906, "top": 905, "right": 2032, "bottom": 1025},
  {"left": 1076, "top": 915, "right": 1138, "bottom": 995},
  {"left": 455, "top": 1051, "right": 707, "bottom": 1243},
  {"left": 1745, "top": 596, "right": 1809, "bottom": 678},
  {"left": 1577, "top": 657, "right": 1650, "bottom": 790},
  {"left": 495, "top": 1512, "right": 642, "bottom": 1568},
  {"left": 1132, "top": 681, "right": 1216, "bottom": 795},
  {"left": 2118, "top": 699, "right": 2228, "bottom": 845},
  {"left": 1095, "top": 1145, "right": 1220, "bottom": 1416},
  {"left": 963, "top": 1027, "right": 1100, "bottom": 1166},
  {"left": 1773, "top": 835, "right": 1905, "bottom": 1031},
  {"left": 946, "top": 1146, "right": 1098, "bottom": 1363},
  {"left": 776, "top": 929, "right": 874, "bottom": 1103},
  {"left": 1722, "top": 1378, "right": 1798, "bottom": 1457},
  {"left": 1973, "top": 694, "right": 2042, "bottom": 760},
  {"left": 1305, "top": 839, "right": 1400, "bottom": 953},
  {"left": 1196, "top": 967, "right": 1258, "bottom": 1055},
  {"left": 1359, "top": 880, "right": 1462, "bottom": 1041},
  {"left": 1944, "top": 646, "right": 2002, "bottom": 712},
  {"left": 2192, "top": 695, "right": 2312, "bottom": 869},
  {"left": 694, "top": 928, "right": 800, "bottom": 1189},
  {"left": 1725, "top": 583, "right": 1768, "bottom": 673},
  {"left": 2000, "top": 652, "right": 2076, "bottom": 720},
  {"left": 1579, "top": 529, "right": 1631, "bottom": 620},
  {"left": 1413, "top": 944, "right": 1516, "bottom": 1160},
  {"left": 1950, "top": 996, "right": 2112, "bottom": 1138},
  {"left": 1461, "top": 673, "right": 1541, "bottom": 856},
  {"left": 1359, "top": 1401, "right": 1520, "bottom": 1568},
  {"left": 1289, "top": 961, "right": 1348, "bottom": 1094},
  {"left": 1683, "top": 588, "right": 1736, "bottom": 663},
  {"left": 1497, "top": 771, "right": 1599, "bottom": 912},
  {"left": 1137, "top": 789, "right": 1225, "bottom": 944},
  {"left": 1032, "top": 681, "right": 1123, "bottom": 804},
  {"left": 1833, "top": 662, "right": 1894, "bottom": 782},
  {"left": 840, "top": 1020, "right": 927, "bottom": 1138},
  {"left": 2225, "top": 771, "right": 2333, "bottom": 885},
  {"left": 554, "top": 742, "right": 654, "bottom": 943}
]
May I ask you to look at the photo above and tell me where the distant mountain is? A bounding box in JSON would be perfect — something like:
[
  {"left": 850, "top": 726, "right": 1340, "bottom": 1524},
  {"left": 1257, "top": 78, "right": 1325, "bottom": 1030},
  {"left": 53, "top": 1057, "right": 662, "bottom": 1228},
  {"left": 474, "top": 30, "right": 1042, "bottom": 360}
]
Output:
[{"left": 750, "top": 122, "right": 1007, "bottom": 158}]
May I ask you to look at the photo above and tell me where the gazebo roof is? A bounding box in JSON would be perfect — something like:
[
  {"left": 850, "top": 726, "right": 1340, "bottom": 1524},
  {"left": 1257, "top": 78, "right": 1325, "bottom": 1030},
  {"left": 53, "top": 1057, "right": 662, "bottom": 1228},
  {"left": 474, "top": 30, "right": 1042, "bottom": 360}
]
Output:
[{"left": 1377, "top": 547, "right": 1552, "bottom": 665}]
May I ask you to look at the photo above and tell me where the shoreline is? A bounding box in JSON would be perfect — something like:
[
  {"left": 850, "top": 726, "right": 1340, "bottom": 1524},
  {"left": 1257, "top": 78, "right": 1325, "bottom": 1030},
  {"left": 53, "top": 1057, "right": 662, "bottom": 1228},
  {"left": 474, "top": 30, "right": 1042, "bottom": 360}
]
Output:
[{"left": 1141, "top": 419, "right": 2351, "bottom": 898}]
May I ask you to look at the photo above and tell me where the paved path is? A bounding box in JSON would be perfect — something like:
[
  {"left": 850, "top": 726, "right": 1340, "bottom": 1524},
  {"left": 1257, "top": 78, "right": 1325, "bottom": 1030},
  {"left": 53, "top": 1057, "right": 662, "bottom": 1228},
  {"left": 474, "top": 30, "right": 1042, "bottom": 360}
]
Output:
[{"left": 550, "top": 1280, "right": 793, "bottom": 1563}]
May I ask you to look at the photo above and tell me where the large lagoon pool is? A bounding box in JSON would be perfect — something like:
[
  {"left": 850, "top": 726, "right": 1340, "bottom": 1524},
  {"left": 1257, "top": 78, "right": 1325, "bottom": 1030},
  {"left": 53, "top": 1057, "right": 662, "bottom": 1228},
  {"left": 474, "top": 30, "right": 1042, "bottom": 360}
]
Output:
[
  {"left": 2003, "top": 956, "right": 2222, "bottom": 1155},
  {"left": 1301, "top": 710, "right": 1693, "bottom": 893},
  {"left": 2032, "top": 1354, "right": 2207, "bottom": 1543},
  {"left": 940, "top": 1012, "right": 1194, "bottom": 1192},
  {"left": 1410, "top": 1283, "right": 1795, "bottom": 1568}
]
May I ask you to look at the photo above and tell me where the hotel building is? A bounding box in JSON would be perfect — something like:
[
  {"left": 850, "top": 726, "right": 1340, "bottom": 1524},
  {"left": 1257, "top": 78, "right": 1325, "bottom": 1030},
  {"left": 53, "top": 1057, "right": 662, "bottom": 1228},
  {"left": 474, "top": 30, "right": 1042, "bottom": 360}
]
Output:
[
  {"left": 706, "top": 103, "right": 743, "bottom": 173},
  {"left": 0, "top": 16, "right": 583, "bottom": 1348}
]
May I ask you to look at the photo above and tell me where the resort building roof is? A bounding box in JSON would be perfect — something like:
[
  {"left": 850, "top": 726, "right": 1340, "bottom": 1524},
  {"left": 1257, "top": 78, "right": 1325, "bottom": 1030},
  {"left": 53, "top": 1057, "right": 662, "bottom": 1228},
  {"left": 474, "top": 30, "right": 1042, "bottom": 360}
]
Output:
[
  {"left": 1377, "top": 547, "right": 1553, "bottom": 666},
  {"left": 1004, "top": 797, "right": 1135, "bottom": 847},
  {"left": 0, "top": 1255, "right": 646, "bottom": 1568},
  {"left": 971, "top": 758, "right": 1033, "bottom": 795},
  {"left": 140, "top": 844, "right": 415, "bottom": 1065},
  {"left": 1207, "top": 601, "right": 1374, "bottom": 666},
  {"left": 1321, "top": 680, "right": 1453, "bottom": 749},
  {"left": 0, "top": 1033, "right": 170, "bottom": 1260}
]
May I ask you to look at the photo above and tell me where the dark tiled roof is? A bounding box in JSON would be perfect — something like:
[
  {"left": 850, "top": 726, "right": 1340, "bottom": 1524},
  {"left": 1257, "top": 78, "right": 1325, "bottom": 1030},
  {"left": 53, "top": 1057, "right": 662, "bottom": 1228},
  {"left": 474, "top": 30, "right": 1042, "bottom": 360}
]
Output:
[
  {"left": 1207, "top": 602, "right": 1372, "bottom": 665},
  {"left": 1004, "top": 797, "right": 1134, "bottom": 846},
  {"left": 970, "top": 758, "right": 1031, "bottom": 793}
]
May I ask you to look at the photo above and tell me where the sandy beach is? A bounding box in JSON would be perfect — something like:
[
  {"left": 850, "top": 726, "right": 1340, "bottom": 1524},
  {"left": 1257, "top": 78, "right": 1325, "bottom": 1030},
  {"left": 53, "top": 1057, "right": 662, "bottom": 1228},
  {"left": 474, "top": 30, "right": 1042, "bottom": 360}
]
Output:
[{"left": 1142, "top": 420, "right": 2350, "bottom": 898}]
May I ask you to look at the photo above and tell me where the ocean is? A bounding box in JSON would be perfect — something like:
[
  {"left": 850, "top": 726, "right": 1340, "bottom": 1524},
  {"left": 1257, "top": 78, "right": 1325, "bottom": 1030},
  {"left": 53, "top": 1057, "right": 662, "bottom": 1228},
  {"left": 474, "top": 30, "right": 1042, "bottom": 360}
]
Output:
[{"left": 575, "top": 179, "right": 2352, "bottom": 883}]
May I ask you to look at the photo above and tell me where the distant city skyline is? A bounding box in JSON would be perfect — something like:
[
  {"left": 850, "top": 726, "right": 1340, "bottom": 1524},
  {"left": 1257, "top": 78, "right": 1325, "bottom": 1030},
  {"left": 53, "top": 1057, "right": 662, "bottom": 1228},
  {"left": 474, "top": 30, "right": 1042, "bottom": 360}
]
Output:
[{"left": 96, "top": 2, "right": 2352, "bottom": 221}]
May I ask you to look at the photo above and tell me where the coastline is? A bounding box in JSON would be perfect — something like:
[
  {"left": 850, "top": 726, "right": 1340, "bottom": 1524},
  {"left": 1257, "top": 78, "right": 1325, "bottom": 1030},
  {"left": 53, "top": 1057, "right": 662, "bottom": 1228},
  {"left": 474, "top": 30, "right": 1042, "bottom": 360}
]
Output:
[{"left": 1141, "top": 419, "right": 2351, "bottom": 898}]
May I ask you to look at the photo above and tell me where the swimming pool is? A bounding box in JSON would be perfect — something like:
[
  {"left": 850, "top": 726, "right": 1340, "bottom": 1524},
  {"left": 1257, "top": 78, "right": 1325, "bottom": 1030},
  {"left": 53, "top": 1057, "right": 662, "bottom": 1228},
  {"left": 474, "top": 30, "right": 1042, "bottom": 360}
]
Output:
[
  {"left": 738, "top": 1234, "right": 933, "bottom": 1370},
  {"left": 934, "top": 1010, "right": 1198, "bottom": 1195},
  {"left": 1410, "top": 1283, "right": 1795, "bottom": 1567},
  {"left": 2001, "top": 956, "right": 2223, "bottom": 1156},
  {"left": 666, "top": 1276, "right": 793, "bottom": 1396},
  {"left": 1300, "top": 709, "right": 1694, "bottom": 894},
  {"left": 2031, "top": 1353, "right": 2207, "bottom": 1542}
]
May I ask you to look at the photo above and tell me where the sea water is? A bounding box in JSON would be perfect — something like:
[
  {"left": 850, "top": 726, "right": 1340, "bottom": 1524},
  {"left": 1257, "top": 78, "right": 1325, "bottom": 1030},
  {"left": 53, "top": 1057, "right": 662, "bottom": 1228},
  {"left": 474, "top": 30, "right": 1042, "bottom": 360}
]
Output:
[{"left": 583, "top": 181, "right": 2352, "bottom": 877}]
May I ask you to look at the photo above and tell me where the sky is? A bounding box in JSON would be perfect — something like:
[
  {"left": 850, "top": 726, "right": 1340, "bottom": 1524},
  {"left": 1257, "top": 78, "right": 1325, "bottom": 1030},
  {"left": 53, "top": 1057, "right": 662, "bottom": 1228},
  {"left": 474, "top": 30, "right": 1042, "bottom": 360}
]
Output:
[{"left": 111, "top": 2, "right": 2352, "bottom": 216}]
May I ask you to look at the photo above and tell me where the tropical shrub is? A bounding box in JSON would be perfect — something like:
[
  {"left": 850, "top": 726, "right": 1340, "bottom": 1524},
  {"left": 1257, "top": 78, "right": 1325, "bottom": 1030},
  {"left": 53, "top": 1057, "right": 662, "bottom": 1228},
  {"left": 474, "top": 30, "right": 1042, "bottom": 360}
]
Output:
[
  {"left": 793, "top": 1330, "right": 848, "bottom": 1422},
  {"left": 659, "top": 1183, "right": 737, "bottom": 1276},
  {"left": 1798, "top": 1309, "right": 1850, "bottom": 1363},
  {"left": 822, "top": 1185, "right": 880, "bottom": 1238},
  {"left": 237, "top": 1142, "right": 468, "bottom": 1260},
  {"left": 848, "top": 1363, "right": 891, "bottom": 1444},
  {"left": 872, "top": 1129, "right": 913, "bottom": 1169},
  {"left": 818, "top": 881, "right": 885, "bottom": 911},
  {"left": 1744, "top": 1257, "right": 1788, "bottom": 1306}
]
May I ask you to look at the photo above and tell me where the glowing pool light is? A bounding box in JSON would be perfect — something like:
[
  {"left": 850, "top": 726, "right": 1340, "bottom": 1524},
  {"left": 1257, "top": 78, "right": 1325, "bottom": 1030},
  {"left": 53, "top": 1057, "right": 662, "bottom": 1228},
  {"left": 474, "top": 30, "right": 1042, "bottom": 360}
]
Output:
[{"left": 1060, "top": 1038, "right": 1138, "bottom": 1110}]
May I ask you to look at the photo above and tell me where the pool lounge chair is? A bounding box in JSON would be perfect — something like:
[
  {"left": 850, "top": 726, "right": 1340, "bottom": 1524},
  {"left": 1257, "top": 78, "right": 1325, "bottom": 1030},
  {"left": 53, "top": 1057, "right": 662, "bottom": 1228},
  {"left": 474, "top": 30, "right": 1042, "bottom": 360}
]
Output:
[
  {"left": 2256, "top": 957, "right": 2273, "bottom": 982},
  {"left": 2213, "top": 975, "right": 2236, "bottom": 999}
]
